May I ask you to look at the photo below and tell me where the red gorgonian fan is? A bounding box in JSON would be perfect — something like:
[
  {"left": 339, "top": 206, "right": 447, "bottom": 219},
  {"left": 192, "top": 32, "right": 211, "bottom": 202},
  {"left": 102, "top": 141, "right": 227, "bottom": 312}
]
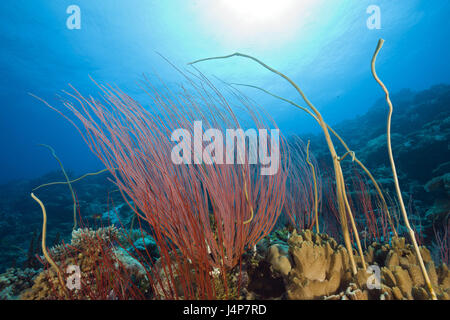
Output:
[
  {"left": 284, "top": 136, "right": 322, "bottom": 232},
  {"left": 35, "top": 71, "right": 287, "bottom": 272}
]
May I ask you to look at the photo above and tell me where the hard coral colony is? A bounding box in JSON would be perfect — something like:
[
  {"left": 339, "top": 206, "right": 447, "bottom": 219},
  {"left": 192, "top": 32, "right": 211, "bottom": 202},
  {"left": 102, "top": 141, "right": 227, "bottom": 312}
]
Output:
[{"left": 16, "top": 39, "right": 449, "bottom": 300}]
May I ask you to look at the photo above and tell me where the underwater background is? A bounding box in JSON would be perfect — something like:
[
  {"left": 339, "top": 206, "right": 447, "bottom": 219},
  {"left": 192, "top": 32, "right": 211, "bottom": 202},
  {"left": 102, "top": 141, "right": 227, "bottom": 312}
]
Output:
[{"left": 0, "top": 0, "right": 449, "bottom": 300}]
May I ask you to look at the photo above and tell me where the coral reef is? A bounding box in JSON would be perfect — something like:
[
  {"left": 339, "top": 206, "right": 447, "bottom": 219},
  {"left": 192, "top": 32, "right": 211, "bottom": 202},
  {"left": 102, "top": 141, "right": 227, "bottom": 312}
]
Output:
[
  {"left": 284, "top": 230, "right": 353, "bottom": 299},
  {"left": 364, "top": 237, "right": 450, "bottom": 300},
  {"left": 9, "top": 227, "right": 449, "bottom": 300},
  {"left": 46, "top": 225, "right": 120, "bottom": 261},
  {"left": 246, "top": 229, "right": 449, "bottom": 300},
  {"left": 0, "top": 170, "right": 129, "bottom": 273},
  {"left": 0, "top": 267, "right": 40, "bottom": 300},
  {"left": 20, "top": 226, "right": 149, "bottom": 300},
  {"left": 424, "top": 173, "right": 450, "bottom": 224},
  {"left": 309, "top": 84, "right": 450, "bottom": 249},
  {"left": 0, "top": 83, "right": 448, "bottom": 300}
]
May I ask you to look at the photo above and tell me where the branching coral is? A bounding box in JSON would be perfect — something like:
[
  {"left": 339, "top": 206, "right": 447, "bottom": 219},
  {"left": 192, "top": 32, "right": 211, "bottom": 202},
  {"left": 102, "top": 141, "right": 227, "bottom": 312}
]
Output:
[
  {"left": 21, "top": 224, "right": 148, "bottom": 300},
  {"left": 33, "top": 69, "right": 288, "bottom": 301}
]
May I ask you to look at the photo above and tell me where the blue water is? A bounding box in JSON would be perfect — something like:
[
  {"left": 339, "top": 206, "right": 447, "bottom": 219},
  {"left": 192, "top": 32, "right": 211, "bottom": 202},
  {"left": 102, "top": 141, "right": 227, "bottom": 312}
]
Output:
[{"left": 0, "top": 0, "right": 449, "bottom": 183}]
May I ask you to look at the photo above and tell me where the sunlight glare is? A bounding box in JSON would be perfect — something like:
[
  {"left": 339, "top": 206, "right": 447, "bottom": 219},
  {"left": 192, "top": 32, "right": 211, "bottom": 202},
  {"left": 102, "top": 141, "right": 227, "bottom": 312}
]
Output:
[{"left": 194, "top": 0, "right": 322, "bottom": 47}]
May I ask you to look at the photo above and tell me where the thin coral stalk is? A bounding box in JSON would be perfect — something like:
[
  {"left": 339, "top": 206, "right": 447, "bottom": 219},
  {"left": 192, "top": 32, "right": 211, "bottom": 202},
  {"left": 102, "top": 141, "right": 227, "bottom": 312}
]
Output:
[
  {"left": 38, "top": 144, "right": 78, "bottom": 230},
  {"left": 350, "top": 168, "right": 380, "bottom": 241},
  {"left": 231, "top": 82, "right": 398, "bottom": 238},
  {"left": 342, "top": 186, "right": 367, "bottom": 270},
  {"left": 33, "top": 167, "right": 112, "bottom": 191},
  {"left": 190, "top": 53, "right": 361, "bottom": 274},
  {"left": 30, "top": 192, "right": 67, "bottom": 294},
  {"left": 433, "top": 220, "right": 449, "bottom": 266},
  {"left": 285, "top": 137, "right": 321, "bottom": 231},
  {"left": 371, "top": 38, "right": 437, "bottom": 300},
  {"left": 306, "top": 140, "right": 319, "bottom": 233}
]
